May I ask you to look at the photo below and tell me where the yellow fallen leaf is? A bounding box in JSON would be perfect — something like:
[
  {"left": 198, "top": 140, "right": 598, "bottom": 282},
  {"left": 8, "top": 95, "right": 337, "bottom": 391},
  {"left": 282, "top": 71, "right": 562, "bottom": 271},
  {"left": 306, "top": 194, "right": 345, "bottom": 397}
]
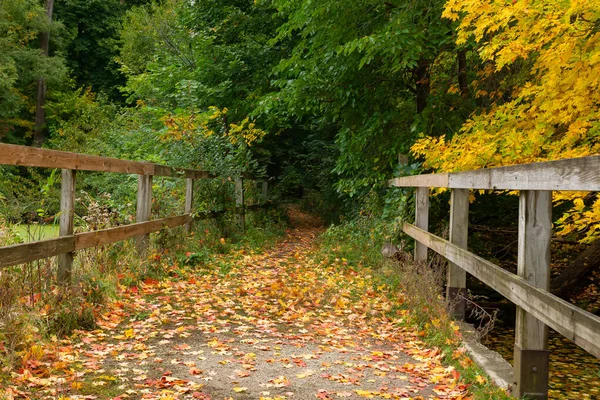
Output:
[
  {"left": 71, "top": 382, "right": 83, "bottom": 390},
  {"left": 296, "top": 370, "right": 315, "bottom": 378},
  {"left": 233, "top": 387, "right": 248, "bottom": 393}
]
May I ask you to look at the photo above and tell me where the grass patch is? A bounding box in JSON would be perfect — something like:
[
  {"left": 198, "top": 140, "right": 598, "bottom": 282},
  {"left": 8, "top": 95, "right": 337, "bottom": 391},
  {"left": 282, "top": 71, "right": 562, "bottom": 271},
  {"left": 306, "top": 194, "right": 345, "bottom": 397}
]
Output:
[
  {"left": 12, "top": 224, "right": 59, "bottom": 242},
  {"left": 72, "top": 375, "right": 123, "bottom": 398}
]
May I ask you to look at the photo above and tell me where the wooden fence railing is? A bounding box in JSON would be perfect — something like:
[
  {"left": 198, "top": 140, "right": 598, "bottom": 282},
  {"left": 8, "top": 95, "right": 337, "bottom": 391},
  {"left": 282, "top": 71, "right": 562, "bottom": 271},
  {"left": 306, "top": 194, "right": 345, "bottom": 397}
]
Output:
[
  {"left": 0, "top": 143, "right": 268, "bottom": 283},
  {"left": 389, "top": 155, "right": 600, "bottom": 399}
]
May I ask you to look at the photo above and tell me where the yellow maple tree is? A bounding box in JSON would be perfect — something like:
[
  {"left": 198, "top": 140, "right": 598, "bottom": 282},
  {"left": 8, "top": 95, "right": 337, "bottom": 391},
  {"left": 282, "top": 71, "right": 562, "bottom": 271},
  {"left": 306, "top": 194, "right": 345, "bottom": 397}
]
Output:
[{"left": 412, "top": 0, "right": 600, "bottom": 242}]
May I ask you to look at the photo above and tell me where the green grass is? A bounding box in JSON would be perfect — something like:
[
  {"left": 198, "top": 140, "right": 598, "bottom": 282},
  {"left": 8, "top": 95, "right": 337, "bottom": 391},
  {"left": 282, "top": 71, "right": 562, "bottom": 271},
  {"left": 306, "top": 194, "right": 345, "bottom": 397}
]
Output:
[{"left": 13, "top": 224, "right": 59, "bottom": 242}]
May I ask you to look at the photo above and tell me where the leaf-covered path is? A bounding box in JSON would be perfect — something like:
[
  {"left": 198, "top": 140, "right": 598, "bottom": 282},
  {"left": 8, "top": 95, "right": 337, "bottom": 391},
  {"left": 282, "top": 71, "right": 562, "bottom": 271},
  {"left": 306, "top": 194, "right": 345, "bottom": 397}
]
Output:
[{"left": 9, "top": 211, "right": 470, "bottom": 400}]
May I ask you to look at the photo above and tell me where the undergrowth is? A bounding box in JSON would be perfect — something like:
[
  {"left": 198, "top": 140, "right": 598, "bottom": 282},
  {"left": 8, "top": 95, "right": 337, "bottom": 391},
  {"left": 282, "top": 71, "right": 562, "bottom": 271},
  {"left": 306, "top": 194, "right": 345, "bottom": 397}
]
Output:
[{"left": 315, "top": 216, "right": 512, "bottom": 399}]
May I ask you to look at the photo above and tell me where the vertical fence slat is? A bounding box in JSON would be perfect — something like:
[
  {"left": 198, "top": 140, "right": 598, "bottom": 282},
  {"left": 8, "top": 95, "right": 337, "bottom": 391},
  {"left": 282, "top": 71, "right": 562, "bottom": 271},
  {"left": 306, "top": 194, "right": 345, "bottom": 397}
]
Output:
[
  {"left": 57, "top": 169, "right": 76, "bottom": 284},
  {"left": 136, "top": 174, "right": 153, "bottom": 254},
  {"left": 262, "top": 181, "right": 268, "bottom": 204},
  {"left": 235, "top": 177, "right": 245, "bottom": 232},
  {"left": 514, "top": 190, "right": 552, "bottom": 399},
  {"left": 447, "top": 188, "right": 469, "bottom": 319},
  {"left": 414, "top": 187, "right": 429, "bottom": 262},
  {"left": 185, "top": 178, "right": 194, "bottom": 234}
]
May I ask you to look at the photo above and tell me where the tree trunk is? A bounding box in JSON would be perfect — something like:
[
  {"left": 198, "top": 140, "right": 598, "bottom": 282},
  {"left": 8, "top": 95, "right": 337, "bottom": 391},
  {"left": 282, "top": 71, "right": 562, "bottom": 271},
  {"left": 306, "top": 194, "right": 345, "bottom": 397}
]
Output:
[
  {"left": 457, "top": 49, "right": 468, "bottom": 98},
  {"left": 33, "top": 0, "right": 55, "bottom": 147},
  {"left": 551, "top": 238, "right": 600, "bottom": 299},
  {"left": 412, "top": 57, "right": 430, "bottom": 114}
]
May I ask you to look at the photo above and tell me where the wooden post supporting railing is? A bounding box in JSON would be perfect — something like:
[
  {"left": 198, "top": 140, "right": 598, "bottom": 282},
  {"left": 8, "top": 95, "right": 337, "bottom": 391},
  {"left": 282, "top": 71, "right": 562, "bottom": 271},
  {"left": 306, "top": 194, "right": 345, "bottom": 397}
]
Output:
[
  {"left": 514, "top": 190, "right": 552, "bottom": 399},
  {"left": 235, "top": 176, "right": 245, "bottom": 232},
  {"left": 136, "top": 174, "right": 153, "bottom": 254},
  {"left": 414, "top": 187, "right": 429, "bottom": 262},
  {"left": 58, "top": 169, "right": 76, "bottom": 284},
  {"left": 185, "top": 178, "right": 194, "bottom": 234},
  {"left": 262, "top": 181, "right": 268, "bottom": 204},
  {"left": 447, "top": 188, "right": 469, "bottom": 319}
]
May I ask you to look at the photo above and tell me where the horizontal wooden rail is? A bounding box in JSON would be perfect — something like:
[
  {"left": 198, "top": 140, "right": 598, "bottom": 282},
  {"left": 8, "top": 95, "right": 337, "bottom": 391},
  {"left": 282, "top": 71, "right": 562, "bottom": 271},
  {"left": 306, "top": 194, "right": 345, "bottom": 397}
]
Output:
[
  {"left": 0, "top": 215, "right": 192, "bottom": 270},
  {"left": 389, "top": 155, "right": 600, "bottom": 191},
  {"left": 403, "top": 223, "right": 600, "bottom": 359},
  {"left": 75, "top": 215, "right": 192, "bottom": 250},
  {"left": 0, "top": 201, "right": 274, "bottom": 270},
  {"left": 0, "top": 143, "right": 213, "bottom": 179}
]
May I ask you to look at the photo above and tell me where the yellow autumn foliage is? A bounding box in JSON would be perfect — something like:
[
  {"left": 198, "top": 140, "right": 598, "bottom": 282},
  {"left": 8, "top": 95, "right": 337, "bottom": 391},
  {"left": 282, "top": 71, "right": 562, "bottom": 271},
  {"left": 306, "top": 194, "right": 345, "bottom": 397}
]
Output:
[
  {"left": 413, "top": 0, "right": 600, "bottom": 242},
  {"left": 161, "top": 106, "right": 265, "bottom": 146}
]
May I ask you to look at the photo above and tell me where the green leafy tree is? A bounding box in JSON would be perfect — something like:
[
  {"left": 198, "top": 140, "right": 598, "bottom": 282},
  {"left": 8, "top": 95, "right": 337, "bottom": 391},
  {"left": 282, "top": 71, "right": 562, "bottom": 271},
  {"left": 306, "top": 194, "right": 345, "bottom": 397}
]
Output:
[
  {"left": 0, "top": 0, "right": 67, "bottom": 144},
  {"left": 53, "top": 0, "right": 151, "bottom": 103},
  {"left": 261, "top": 0, "right": 471, "bottom": 200}
]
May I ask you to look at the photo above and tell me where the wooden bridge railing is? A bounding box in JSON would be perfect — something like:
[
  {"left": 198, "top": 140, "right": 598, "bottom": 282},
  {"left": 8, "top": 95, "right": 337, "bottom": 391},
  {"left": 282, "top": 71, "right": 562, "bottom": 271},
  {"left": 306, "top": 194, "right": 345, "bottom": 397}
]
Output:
[
  {"left": 0, "top": 143, "right": 268, "bottom": 283},
  {"left": 389, "top": 155, "right": 600, "bottom": 400}
]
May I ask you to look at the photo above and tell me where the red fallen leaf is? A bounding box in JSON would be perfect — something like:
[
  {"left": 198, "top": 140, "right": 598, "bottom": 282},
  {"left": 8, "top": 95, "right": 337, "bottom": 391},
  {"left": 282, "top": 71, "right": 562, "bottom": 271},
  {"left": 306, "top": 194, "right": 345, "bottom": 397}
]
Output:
[
  {"left": 174, "top": 344, "right": 191, "bottom": 351},
  {"left": 451, "top": 370, "right": 460, "bottom": 381},
  {"left": 192, "top": 393, "right": 210, "bottom": 399},
  {"left": 129, "top": 286, "right": 138, "bottom": 294},
  {"left": 189, "top": 367, "right": 202, "bottom": 375},
  {"left": 143, "top": 278, "right": 159, "bottom": 285},
  {"left": 316, "top": 390, "right": 332, "bottom": 399}
]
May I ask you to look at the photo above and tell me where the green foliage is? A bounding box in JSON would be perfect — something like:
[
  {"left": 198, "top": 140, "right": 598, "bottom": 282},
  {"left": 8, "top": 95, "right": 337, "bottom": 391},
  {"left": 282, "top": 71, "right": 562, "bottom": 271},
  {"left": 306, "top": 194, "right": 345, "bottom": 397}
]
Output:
[
  {"left": 0, "top": 0, "right": 68, "bottom": 142},
  {"left": 53, "top": 0, "right": 151, "bottom": 102},
  {"left": 257, "top": 0, "right": 468, "bottom": 201}
]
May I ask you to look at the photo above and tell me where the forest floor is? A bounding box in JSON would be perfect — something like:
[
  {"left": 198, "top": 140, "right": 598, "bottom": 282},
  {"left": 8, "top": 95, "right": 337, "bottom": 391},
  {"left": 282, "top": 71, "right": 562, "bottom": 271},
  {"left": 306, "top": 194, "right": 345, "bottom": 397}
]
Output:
[{"left": 4, "top": 209, "right": 486, "bottom": 400}]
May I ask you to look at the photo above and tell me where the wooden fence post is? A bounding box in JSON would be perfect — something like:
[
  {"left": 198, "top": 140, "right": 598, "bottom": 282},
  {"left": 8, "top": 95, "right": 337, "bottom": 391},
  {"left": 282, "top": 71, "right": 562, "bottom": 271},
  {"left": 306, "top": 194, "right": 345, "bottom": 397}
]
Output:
[
  {"left": 185, "top": 178, "right": 194, "bottom": 234},
  {"left": 514, "top": 190, "right": 552, "bottom": 399},
  {"left": 447, "top": 188, "right": 469, "bottom": 319},
  {"left": 136, "top": 174, "right": 153, "bottom": 254},
  {"left": 262, "top": 181, "right": 268, "bottom": 204},
  {"left": 414, "top": 187, "right": 429, "bottom": 262},
  {"left": 235, "top": 176, "right": 245, "bottom": 232},
  {"left": 57, "top": 169, "right": 76, "bottom": 284}
]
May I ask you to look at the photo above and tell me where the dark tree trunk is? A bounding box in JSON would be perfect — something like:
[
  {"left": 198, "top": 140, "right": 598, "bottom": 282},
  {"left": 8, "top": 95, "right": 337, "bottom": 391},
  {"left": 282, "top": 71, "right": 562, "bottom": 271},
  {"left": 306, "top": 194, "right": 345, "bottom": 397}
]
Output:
[
  {"left": 34, "top": 0, "right": 55, "bottom": 147},
  {"left": 457, "top": 49, "right": 468, "bottom": 98},
  {"left": 412, "top": 57, "right": 430, "bottom": 114},
  {"left": 551, "top": 239, "right": 600, "bottom": 299}
]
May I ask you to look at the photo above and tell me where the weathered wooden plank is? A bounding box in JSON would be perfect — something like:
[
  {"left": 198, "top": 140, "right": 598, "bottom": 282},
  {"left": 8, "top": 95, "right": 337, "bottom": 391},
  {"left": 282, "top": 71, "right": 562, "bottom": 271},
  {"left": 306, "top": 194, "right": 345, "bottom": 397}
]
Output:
[
  {"left": 389, "top": 155, "right": 600, "bottom": 191},
  {"left": 262, "top": 181, "right": 268, "bottom": 203},
  {"left": 514, "top": 190, "right": 552, "bottom": 399},
  {"left": 0, "top": 143, "right": 212, "bottom": 179},
  {"left": 0, "top": 143, "right": 154, "bottom": 174},
  {"left": 449, "top": 156, "right": 600, "bottom": 191},
  {"left": 136, "top": 175, "right": 153, "bottom": 254},
  {"left": 75, "top": 215, "right": 192, "bottom": 250},
  {"left": 388, "top": 173, "right": 449, "bottom": 188},
  {"left": 402, "top": 223, "right": 600, "bottom": 359},
  {"left": 447, "top": 188, "right": 469, "bottom": 319},
  {"left": 185, "top": 178, "right": 194, "bottom": 234},
  {"left": 184, "top": 169, "right": 214, "bottom": 180},
  {"left": 235, "top": 177, "right": 245, "bottom": 232},
  {"left": 0, "top": 237, "right": 75, "bottom": 270},
  {"left": 57, "top": 169, "right": 76, "bottom": 284},
  {"left": 0, "top": 215, "right": 192, "bottom": 270},
  {"left": 414, "top": 187, "right": 429, "bottom": 262}
]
